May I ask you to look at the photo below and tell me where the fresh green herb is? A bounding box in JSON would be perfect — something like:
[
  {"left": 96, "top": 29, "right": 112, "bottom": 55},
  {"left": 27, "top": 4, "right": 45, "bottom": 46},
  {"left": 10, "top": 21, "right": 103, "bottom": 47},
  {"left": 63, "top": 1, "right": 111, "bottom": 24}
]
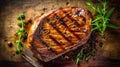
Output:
[
  {"left": 86, "top": 0, "right": 118, "bottom": 36},
  {"left": 21, "top": 33, "right": 28, "bottom": 39},
  {"left": 86, "top": 2, "right": 96, "bottom": 12},
  {"left": 76, "top": 0, "right": 118, "bottom": 64},
  {"left": 76, "top": 48, "right": 95, "bottom": 64},
  {"left": 17, "top": 13, "right": 25, "bottom": 20},
  {"left": 16, "top": 49, "right": 22, "bottom": 54},
  {"left": 17, "top": 21, "right": 23, "bottom": 27},
  {"left": 76, "top": 48, "right": 83, "bottom": 64},
  {"left": 14, "top": 13, "right": 28, "bottom": 54},
  {"left": 23, "top": 19, "right": 28, "bottom": 24}
]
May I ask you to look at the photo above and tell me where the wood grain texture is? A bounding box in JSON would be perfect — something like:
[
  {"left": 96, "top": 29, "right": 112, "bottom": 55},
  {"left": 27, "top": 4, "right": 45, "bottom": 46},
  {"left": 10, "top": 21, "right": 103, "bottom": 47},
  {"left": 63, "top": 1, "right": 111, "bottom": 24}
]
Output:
[{"left": 0, "top": 0, "right": 120, "bottom": 67}]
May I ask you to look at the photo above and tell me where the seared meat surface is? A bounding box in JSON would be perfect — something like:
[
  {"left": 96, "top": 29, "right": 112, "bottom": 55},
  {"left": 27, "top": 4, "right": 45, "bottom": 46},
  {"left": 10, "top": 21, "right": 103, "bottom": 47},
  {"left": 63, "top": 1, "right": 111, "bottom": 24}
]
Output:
[{"left": 29, "top": 7, "right": 92, "bottom": 62}]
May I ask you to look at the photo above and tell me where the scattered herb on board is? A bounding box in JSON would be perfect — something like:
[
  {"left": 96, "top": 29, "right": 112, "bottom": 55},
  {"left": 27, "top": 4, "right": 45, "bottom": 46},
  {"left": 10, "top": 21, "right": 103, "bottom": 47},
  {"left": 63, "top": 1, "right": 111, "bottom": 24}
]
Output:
[
  {"left": 76, "top": 0, "right": 118, "bottom": 64},
  {"left": 14, "top": 13, "right": 28, "bottom": 54}
]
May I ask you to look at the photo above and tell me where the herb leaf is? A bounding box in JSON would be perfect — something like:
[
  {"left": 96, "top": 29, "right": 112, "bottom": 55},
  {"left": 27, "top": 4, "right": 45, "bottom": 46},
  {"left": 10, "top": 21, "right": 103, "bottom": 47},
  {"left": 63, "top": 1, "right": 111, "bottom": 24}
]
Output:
[
  {"left": 18, "top": 42, "right": 23, "bottom": 49},
  {"left": 97, "top": 5, "right": 103, "bottom": 14},
  {"left": 86, "top": 2, "right": 96, "bottom": 12},
  {"left": 16, "top": 49, "right": 22, "bottom": 54},
  {"left": 107, "top": 23, "right": 118, "bottom": 29},
  {"left": 14, "top": 40, "right": 20, "bottom": 45},
  {"left": 92, "top": 16, "right": 102, "bottom": 23},
  {"left": 17, "top": 13, "right": 25, "bottom": 20},
  {"left": 106, "top": 8, "right": 115, "bottom": 18}
]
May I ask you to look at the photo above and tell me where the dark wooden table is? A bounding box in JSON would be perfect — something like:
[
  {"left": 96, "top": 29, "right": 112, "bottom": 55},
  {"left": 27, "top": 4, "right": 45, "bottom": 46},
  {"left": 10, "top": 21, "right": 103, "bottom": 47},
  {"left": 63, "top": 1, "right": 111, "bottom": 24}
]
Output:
[{"left": 0, "top": 0, "right": 120, "bottom": 67}]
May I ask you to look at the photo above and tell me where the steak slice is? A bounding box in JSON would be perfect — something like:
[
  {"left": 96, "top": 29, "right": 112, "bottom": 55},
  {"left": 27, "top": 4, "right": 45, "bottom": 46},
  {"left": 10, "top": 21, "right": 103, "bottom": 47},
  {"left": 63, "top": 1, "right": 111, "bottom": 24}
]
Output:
[{"left": 28, "top": 7, "right": 92, "bottom": 62}]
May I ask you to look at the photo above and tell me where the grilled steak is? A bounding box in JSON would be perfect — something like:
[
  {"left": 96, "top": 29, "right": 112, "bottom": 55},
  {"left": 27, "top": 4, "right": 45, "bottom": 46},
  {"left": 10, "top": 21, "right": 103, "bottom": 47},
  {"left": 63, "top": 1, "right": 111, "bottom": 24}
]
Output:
[{"left": 28, "top": 7, "right": 92, "bottom": 62}]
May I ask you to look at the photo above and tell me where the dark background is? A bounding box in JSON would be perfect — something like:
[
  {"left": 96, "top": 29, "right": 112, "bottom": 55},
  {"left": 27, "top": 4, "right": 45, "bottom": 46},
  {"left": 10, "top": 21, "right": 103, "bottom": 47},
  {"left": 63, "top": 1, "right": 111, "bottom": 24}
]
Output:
[{"left": 0, "top": 0, "right": 120, "bottom": 67}]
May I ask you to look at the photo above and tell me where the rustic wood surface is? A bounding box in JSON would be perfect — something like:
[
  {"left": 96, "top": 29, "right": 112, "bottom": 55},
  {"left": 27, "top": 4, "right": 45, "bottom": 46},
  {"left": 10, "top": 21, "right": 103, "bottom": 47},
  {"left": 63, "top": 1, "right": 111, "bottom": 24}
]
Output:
[{"left": 0, "top": 0, "right": 120, "bottom": 67}]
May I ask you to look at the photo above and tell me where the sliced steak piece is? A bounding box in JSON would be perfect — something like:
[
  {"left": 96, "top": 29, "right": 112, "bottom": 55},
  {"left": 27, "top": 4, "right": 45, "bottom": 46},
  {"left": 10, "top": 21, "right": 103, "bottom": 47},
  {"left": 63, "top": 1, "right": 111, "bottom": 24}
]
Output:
[{"left": 28, "top": 7, "right": 92, "bottom": 62}]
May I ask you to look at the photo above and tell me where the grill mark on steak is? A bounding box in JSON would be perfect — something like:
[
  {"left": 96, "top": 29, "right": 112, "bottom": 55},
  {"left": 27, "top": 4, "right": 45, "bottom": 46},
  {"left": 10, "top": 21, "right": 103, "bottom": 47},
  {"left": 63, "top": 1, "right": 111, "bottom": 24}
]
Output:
[
  {"left": 53, "top": 9, "right": 86, "bottom": 40},
  {"left": 31, "top": 36, "right": 58, "bottom": 60},
  {"left": 53, "top": 15, "right": 85, "bottom": 36},
  {"left": 62, "top": 12, "right": 81, "bottom": 27},
  {"left": 58, "top": 18, "right": 81, "bottom": 40},
  {"left": 38, "top": 36, "right": 58, "bottom": 54},
  {"left": 29, "top": 7, "right": 92, "bottom": 62},
  {"left": 47, "top": 21, "right": 74, "bottom": 45},
  {"left": 32, "top": 25, "right": 49, "bottom": 49},
  {"left": 39, "top": 25, "right": 65, "bottom": 53},
  {"left": 63, "top": 9, "right": 86, "bottom": 26},
  {"left": 33, "top": 23, "right": 55, "bottom": 52},
  {"left": 61, "top": 9, "right": 87, "bottom": 33},
  {"left": 49, "top": 35, "right": 66, "bottom": 50}
]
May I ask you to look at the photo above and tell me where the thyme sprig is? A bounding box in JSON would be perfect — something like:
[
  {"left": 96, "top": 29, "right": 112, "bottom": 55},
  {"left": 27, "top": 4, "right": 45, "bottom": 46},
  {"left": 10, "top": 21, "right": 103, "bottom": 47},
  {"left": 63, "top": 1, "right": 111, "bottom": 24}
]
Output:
[{"left": 14, "top": 13, "right": 28, "bottom": 54}]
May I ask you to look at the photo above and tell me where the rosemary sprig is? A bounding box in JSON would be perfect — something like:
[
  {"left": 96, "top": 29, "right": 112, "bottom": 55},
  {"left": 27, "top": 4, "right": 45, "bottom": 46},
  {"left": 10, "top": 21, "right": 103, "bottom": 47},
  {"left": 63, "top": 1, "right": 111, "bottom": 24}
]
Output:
[
  {"left": 14, "top": 13, "right": 28, "bottom": 54},
  {"left": 76, "top": 0, "right": 118, "bottom": 64},
  {"left": 76, "top": 48, "right": 95, "bottom": 64},
  {"left": 86, "top": 0, "right": 118, "bottom": 36}
]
